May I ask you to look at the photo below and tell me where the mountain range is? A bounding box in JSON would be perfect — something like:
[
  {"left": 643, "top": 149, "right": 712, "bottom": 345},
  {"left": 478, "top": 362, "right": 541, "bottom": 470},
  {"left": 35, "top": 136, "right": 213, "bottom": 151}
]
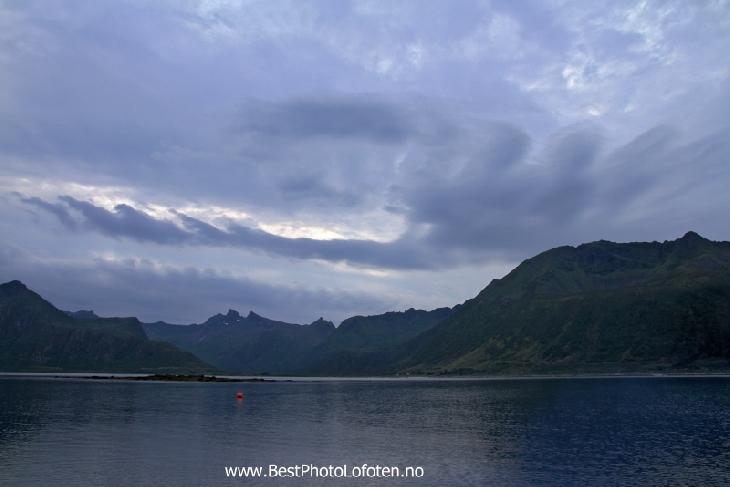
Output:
[
  {"left": 2, "top": 232, "right": 729, "bottom": 375},
  {"left": 144, "top": 311, "right": 337, "bottom": 375},
  {"left": 144, "top": 307, "right": 452, "bottom": 375}
]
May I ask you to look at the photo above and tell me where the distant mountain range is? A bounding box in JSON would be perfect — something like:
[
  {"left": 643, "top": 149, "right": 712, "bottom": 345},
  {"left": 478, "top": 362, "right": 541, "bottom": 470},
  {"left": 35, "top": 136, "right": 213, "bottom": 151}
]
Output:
[
  {"left": 144, "top": 311, "right": 338, "bottom": 375},
  {"left": 2, "top": 232, "right": 730, "bottom": 375},
  {"left": 144, "top": 307, "right": 452, "bottom": 375}
]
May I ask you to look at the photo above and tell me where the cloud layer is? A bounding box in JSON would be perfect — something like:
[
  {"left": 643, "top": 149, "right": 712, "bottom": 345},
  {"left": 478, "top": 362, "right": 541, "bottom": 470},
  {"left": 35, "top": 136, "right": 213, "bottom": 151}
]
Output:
[
  {"left": 0, "top": 244, "right": 391, "bottom": 324},
  {"left": 1, "top": 0, "right": 729, "bottom": 322}
]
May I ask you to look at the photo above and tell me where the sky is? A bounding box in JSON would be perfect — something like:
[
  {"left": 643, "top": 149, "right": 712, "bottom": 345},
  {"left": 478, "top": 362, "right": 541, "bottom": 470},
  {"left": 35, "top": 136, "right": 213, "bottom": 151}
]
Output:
[{"left": 1, "top": 0, "right": 729, "bottom": 324}]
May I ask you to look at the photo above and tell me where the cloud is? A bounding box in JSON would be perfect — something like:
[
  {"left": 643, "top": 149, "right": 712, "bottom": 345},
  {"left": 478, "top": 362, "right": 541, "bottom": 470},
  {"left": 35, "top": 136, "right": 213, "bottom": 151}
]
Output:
[
  {"left": 238, "top": 96, "right": 414, "bottom": 143},
  {"left": 60, "top": 197, "right": 190, "bottom": 244},
  {"left": 19, "top": 195, "right": 442, "bottom": 270},
  {"left": 1, "top": 0, "right": 730, "bottom": 321},
  {"left": 0, "top": 245, "right": 392, "bottom": 324},
  {"left": 398, "top": 123, "right": 730, "bottom": 254},
  {"left": 18, "top": 122, "right": 730, "bottom": 270},
  {"left": 17, "top": 194, "right": 79, "bottom": 230}
]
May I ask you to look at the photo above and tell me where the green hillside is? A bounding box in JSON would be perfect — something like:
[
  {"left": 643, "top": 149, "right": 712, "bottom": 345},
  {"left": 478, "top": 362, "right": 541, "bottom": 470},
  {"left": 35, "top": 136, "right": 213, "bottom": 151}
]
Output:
[
  {"left": 0, "top": 280, "right": 213, "bottom": 373},
  {"left": 397, "top": 232, "right": 730, "bottom": 374}
]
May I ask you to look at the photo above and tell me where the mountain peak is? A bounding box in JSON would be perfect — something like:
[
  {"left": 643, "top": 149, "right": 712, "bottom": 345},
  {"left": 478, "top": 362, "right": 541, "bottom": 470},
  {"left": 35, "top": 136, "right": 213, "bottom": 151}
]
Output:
[
  {"left": 309, "top": 317, "right": 335, "bottom": 329},
  {"left": 680, "top": 231, "right": 706, "bottom": 242},
  {"left": 1, "top": 280, "right": 29, "bottom": 294},
  {"left": 247, "top": 310, "right": 262, "bottom": 319},
  {"left": 674, "top": 231, "right": 711, "bottom": 252},
  {"left": 0, "top": 280, "right": 41, "bottom": 302},
  {"left": 202, "top": 309, "right": 244, "bottom": 326}
]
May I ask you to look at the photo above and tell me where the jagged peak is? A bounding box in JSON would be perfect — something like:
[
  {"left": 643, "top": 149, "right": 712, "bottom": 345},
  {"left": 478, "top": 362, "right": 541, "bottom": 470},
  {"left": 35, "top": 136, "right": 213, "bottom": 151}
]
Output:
[
  {"left": 309, "top": 317, "right": 335, "bottom": 328},
  {"left": 201, "top": 309, "right": 277, "bottom": 326},
  {"left": 203, "top": 309, "right": 243, "bottom": 326}
]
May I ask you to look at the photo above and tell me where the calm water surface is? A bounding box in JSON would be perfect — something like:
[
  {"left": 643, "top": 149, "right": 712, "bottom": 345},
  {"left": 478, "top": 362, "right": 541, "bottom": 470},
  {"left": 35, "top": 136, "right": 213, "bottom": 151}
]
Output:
[{"left": 1, "top": 376, "right": 729, "bottom": 486}]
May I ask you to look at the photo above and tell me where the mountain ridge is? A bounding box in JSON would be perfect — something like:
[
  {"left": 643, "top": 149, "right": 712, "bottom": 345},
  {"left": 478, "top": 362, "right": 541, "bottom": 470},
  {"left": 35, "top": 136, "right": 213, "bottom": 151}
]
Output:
[
  {"left": 4, "top": 232, "right": 730, "bottom": 375},
  {"left": 143, "top": 306, "right": 448, "bottom": 374},
  {"left": 394, "top": 231, "right": 730, "bottom": 374}
]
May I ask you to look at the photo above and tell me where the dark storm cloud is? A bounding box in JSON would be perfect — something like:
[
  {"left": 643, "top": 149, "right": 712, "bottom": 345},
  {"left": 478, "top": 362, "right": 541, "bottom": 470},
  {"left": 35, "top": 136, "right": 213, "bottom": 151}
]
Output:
[
  {"left": 531, "top": 129, "right": 602, "bottom": 220},
  {"left": 21, "top": 123, "right": 730, "bottom": 269},
  {"left": 21, "top": 195, "right": 441, "bottom": 270},
  {"left": 59, "top": 197, "right": 190, "bottom": 244},
  {"left": 176, "top": 210, "right": 436, "bottom": 269},
  {"left": 596, "top": 125, "right": 676, "bottom": 207},
  {"left": 0, "top": 245, "right": 392, "bottom": 324},
  {"left": 239, "top": 96, "right": 414, "bottom": 143},
  {"left": 400, "top": 124, "right": 730, "bottom": 255},
  {"left": 399, "top": 124, "right": 599, "bottom": 252},
  {"left": 17, "top": 194, "right": 78, "bottom": 230}
]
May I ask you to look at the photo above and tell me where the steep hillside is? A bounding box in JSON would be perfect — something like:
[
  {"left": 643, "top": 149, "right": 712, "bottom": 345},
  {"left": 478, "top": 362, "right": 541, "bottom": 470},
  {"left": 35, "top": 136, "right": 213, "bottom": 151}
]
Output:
[
  {"left": 301, "top": 307, "right": 452, "bottom": 375},
  {"left": 0, "top": 281, "right": 212, "bottom": 373},
  {"left": 398, "top": 232, "right": 730, "bottom": 374}
]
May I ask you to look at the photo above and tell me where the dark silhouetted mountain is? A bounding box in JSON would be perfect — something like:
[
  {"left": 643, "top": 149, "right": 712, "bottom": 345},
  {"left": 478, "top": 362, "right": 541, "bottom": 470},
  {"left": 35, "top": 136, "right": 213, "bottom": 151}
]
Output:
[
  {"left": 144, "top": 310, "right": 336, "bottom": 374},
  {"left": 0, "top": 281, "right": 212, "bottom": 373},
  {"left": 144, "top": 307, "right": 452, "bottom": 375},
  {"left": 64, "top": 309, "right": 99, "bottom": 321},
  {"left": 395, "top": 232, "right": 730, "bottom": 374},
  {"left": 300, "top": 307, "right": 453, "bottom": 375}
]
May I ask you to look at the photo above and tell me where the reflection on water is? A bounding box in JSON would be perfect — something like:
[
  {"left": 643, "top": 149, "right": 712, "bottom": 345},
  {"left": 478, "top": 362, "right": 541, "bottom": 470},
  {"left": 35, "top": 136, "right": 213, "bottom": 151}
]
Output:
[{"left": 1, "top": 377, "right": 729, "bottom": 486}]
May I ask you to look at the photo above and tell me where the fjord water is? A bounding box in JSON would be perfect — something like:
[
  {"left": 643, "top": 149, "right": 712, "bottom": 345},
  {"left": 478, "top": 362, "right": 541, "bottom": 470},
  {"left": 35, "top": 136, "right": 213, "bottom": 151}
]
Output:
[{"left": 1, "top": 377, "right": 729, "bottom": 486}]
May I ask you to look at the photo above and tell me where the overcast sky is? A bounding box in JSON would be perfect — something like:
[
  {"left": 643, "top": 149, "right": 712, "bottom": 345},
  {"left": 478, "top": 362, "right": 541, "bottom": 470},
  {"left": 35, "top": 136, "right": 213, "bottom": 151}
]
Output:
[{"left": 1, "top": 0, "right": 729, "bottom": 324}]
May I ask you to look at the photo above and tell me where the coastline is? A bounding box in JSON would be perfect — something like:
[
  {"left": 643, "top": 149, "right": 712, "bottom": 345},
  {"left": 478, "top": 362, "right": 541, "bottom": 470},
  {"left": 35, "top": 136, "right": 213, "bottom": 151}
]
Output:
[{"left": 2, "top": 371, "right": 730, "bottom": 383}]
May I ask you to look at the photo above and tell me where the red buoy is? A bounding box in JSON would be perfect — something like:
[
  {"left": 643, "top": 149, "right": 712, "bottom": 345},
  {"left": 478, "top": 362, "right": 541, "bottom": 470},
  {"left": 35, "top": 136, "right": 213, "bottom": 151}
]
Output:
[{"left": 236, "top": 391, "right": 244, "bottom": 400}]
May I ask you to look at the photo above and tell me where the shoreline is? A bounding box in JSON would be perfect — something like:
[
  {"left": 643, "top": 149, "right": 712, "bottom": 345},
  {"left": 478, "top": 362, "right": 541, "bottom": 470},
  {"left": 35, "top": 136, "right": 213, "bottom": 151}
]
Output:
[
  {"left": 2, "top": 371, "right": 730, "bottom": 382},
  {"left": 78, "top": 374, "right": 288, "bottom": 382}
]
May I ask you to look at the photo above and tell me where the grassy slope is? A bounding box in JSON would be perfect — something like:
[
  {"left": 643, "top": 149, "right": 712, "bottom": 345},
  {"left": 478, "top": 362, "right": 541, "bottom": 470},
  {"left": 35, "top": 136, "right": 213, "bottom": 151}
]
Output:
[{"left": 397, "top": 232, "right": 730, "bottom": 374}]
